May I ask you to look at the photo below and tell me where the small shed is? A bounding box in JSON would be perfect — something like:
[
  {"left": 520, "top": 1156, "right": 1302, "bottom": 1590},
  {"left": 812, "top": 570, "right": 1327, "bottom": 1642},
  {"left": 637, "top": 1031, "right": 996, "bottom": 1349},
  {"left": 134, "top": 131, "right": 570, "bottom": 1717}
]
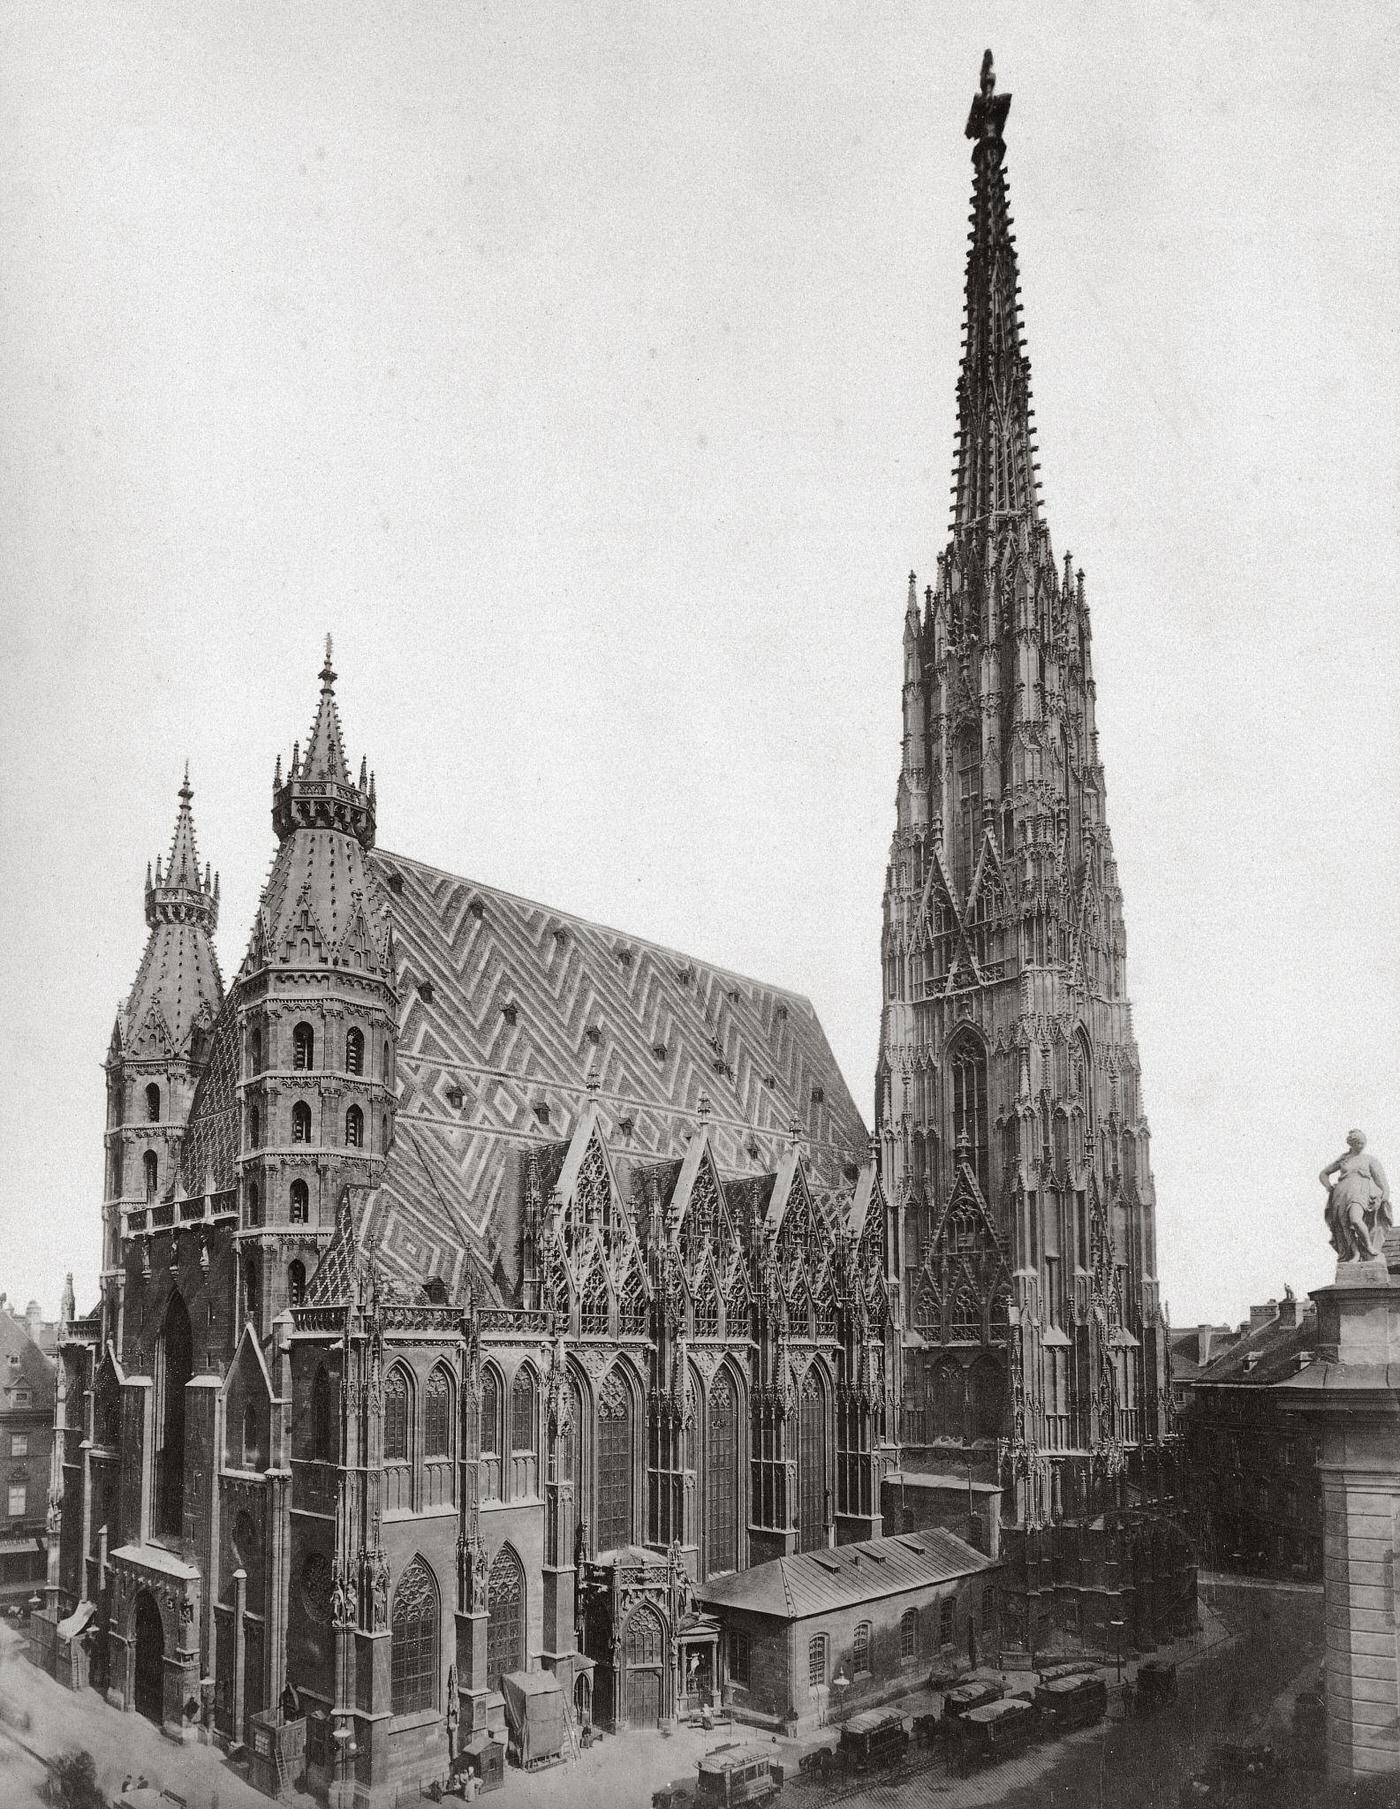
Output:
[{"left": 499, "top": 1669, "right": 567, "bottom": 1768}]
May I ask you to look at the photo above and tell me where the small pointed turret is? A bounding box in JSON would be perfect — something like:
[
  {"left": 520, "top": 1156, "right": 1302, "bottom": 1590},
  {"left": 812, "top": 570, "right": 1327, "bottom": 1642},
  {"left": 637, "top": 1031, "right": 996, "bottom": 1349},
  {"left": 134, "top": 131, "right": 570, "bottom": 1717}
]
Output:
[
  {"left": 145, "top": 770, "right": 219, "bottom": 934},
  {"left": 271, "top": 640, "right": 376, "bottom": 849}
]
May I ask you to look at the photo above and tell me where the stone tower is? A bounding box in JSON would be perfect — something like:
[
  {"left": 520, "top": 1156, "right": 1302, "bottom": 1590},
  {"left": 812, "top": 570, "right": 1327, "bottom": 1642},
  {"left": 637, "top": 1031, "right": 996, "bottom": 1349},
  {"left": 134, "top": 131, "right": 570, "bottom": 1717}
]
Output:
[
  {"left": 103, "top": 772, "right": 223, "bottom": 1277},
  {"left": 877, "top": 53, "right": 1173, "bottom": 1559},
  {"left": 231, "top": 639, "right": 397, "bottom": 1338}
]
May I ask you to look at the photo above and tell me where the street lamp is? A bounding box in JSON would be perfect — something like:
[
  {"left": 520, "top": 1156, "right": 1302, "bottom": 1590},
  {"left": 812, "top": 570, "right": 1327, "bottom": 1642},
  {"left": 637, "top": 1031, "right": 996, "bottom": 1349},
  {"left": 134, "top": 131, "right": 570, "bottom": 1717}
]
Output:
[
  {"left": 828, "top": 1671, "right": 849, "bottom": 1729},
  {"left": 1109, "top": 1618, "right": 1125, "bottom": 1685}
]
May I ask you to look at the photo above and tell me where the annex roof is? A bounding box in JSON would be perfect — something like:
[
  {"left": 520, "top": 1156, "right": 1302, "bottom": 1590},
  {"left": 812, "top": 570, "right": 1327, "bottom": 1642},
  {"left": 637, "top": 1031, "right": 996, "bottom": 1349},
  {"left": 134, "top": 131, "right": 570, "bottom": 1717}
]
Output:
[{"left": 695, "top": 1529, "right": 994, "bottom": 1621}]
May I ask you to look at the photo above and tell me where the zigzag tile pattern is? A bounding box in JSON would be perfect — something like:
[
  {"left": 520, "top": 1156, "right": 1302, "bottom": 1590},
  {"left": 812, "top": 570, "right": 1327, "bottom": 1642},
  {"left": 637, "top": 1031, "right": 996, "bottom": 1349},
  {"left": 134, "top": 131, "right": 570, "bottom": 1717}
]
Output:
[{"left": 367, "top": 850, "right": 867, "bottom": 1300}]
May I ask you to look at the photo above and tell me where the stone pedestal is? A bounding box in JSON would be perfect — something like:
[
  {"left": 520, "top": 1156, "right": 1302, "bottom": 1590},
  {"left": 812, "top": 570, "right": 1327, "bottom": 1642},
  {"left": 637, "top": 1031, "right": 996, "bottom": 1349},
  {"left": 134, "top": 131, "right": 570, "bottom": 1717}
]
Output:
[{"left": 1279, "top": 1264, "right": 1400, "bottom": 1780}]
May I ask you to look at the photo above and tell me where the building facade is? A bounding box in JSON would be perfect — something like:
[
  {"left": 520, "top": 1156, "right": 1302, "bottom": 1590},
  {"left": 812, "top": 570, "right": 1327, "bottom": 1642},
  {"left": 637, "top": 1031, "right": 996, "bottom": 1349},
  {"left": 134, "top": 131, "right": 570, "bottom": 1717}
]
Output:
[
  {"left": 874, "top": 53, "right": 1190, "bottom": 1653},
  {"left": 1179, "top": 1290, "right": 1323, "bottom": 1582},
  {"left": 1, "top": 1298, "right": 58, "bottom": 1608},
  {"left": 40, "top": 649, "right": 900, "bottom": 1805}
]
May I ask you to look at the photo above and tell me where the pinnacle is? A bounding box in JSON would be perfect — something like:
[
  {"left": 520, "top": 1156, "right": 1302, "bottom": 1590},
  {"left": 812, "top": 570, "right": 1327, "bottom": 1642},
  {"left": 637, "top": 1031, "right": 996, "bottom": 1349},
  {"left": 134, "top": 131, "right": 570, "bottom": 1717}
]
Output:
[{"left": 301, "top": 639, "right": 352, "bottom": 787}]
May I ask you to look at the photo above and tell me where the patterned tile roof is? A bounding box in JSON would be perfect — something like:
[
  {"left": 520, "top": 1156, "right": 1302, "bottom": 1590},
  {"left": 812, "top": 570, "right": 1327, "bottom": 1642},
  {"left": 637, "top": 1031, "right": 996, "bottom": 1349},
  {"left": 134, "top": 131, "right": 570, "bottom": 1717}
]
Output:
[
  {"left": 696, "top": 1528, "right": 994, "bottom": 1620},
  {"left": 335, "top": 850, "right": 867, "bottom": 1301}
]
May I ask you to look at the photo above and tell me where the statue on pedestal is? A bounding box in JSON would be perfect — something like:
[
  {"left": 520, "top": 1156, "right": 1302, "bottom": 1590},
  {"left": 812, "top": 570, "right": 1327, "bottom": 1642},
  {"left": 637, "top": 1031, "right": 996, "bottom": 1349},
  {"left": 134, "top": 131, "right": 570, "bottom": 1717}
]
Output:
[{"left": 1320, "top": 1130, "right": 1391, "bottom": 1262}]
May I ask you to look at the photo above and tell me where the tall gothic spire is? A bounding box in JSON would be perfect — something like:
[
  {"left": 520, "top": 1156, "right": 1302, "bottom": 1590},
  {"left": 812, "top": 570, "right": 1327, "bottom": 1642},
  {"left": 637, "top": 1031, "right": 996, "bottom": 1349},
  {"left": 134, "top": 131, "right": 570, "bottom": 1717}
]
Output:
[
  {"left": 951, "top": 50, "right": 1042, "bottom": 540},
  {"left": 272, "top": 637, "right": 376, "bottom": 848},
  {"left": 121, "top": 771, "right": 224, "bottom": 1058},
  {"left": 145, "top": 766, "right": 219, "bottom": 933}
]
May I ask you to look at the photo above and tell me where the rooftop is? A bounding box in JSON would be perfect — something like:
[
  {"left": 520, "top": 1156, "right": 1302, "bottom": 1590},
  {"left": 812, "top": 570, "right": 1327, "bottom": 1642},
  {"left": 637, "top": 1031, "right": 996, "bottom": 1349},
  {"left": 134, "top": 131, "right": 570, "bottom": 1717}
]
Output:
[{"left": 696, "top": 1528, "right": 994, "bottom": 1621}]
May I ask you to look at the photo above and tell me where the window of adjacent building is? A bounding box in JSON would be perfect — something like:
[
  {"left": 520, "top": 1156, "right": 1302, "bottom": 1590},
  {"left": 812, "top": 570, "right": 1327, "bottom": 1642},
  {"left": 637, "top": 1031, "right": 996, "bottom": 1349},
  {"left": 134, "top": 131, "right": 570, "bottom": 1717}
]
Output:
[
  {"left": 425, "top": 1366, "right": 452, "bottom": 1460},
  {"left": 390, "top": 1556, "right": 439, "bottom": 1715},
  {"left": 8, "top": 1482, "right": 26, "bottom": 1518},
  {"left": 293, "top": 1023, "right": 315, "bottom": 1071},
  {"left": 345, "top": 1028, "right": 364, "bottom": 1076},
  {"left": 728, "top": 1630, "right": 750, "bottom": 1688},
  {"left": 11, "top": 1434, "right": 28, "bottom": 1458},
  {"left": 292, "top": 1101, "right": 312, "bottom": 1144},
  {"left": 144, "top": 1151, "right": 159, "bottom": 1200},
  {"left": 939, "top": 1599, "right": 955, "bottom": 1647},
  {"left": 145, "top": 1083, "right": 160, "bottom": 1123},
  {"left": 853, "top": 1621, "right": 871, "bottom": 1674},
  {"left": 345, "top": 1106, "right": 364, "bottom": 1149},
  {"left": 900, "top": 1607, "right": 918, "bottom": 1662},
  {"left": 384, "top": 1367, "right": 411, "bottom": 1465},
  {"left": 289, "top": 1180, "right": 310, "bottom": 1224},
  {"left": 808, "top": 1634, "right": 828, "bottom": 1689}
]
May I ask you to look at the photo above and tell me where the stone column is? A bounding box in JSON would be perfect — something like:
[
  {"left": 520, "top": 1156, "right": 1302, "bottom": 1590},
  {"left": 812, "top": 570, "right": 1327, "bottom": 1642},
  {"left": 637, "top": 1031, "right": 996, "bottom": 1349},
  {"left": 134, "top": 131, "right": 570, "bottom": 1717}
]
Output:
[{"left": 1279, "top": 1264, "right": 1400, "bottom": 1782}]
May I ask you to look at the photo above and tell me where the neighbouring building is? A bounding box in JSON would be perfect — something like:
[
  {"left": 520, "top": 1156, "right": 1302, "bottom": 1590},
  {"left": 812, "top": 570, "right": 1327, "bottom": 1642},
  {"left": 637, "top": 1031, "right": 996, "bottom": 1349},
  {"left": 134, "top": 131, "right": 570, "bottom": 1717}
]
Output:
[
  {"left": 1, "top": 1296, "right": 59, "bottom": 1609},
  {"left": 1178, "top": 1289, "right": 1323, "bottom": 1582},
  {"left": 696, "top": 1529, "right": 996, "bottom": 1731},
  {"left": 1166, "top": 1320, "right": 1241, "bottom": 1418},
  {"left": 874, "top": 50, "right": 1192, "bottom": 1653}
]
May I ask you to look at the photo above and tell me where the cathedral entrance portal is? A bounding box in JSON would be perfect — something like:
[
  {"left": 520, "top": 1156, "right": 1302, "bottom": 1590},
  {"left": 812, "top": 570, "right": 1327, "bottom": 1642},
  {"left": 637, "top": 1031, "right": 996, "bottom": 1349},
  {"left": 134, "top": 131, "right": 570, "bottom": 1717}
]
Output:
[{"left": 133, "top": 1592, "right": 164, "bottom": 1726}]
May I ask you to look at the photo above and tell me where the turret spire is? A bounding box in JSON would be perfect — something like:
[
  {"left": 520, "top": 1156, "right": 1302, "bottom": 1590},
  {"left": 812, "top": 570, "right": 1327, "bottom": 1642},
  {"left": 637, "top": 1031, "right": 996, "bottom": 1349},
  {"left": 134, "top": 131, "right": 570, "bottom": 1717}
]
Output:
[
  {"left": 952, "top": 49, "right": 1041, "bottom": 538},
  {"left": 146, "top": 770, "right": 218, "bottom": 932},
  {"left": 271, "top": 640, "right": 375, "bottom": 847}
]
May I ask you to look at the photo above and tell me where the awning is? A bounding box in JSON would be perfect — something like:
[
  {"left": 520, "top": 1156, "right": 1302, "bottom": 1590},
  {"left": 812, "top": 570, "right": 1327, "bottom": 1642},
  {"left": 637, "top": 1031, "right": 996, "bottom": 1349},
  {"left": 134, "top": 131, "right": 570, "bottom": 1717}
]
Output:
[
  {"left": 500, "top": 1670, "right": 567, "bottom": 1766},
  {"left": 57, "top": 1600, "right": 97, "bottom": 1640}
]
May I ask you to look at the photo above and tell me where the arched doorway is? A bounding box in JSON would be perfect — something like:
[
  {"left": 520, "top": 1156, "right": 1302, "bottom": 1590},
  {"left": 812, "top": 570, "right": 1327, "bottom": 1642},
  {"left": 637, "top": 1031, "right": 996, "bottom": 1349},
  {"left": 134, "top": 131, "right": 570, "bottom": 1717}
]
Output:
[
  {"left": 133, "top": 1592, "right": 164, "bottom": 1726},
  {"left": 622, "top": 1605, "right": 664, "bottom": 1728}
]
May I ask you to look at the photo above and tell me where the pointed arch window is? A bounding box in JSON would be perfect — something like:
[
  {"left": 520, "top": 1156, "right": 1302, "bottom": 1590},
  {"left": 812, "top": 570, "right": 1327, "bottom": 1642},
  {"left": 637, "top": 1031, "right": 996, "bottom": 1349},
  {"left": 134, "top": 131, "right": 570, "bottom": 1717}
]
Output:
[
  {"left": 479, "top": 1367, "right": 502, "bottom": 1500},
  {"left": 706, "top": 1367, "right": 739, "bottom": 1576},
  {"left": 693, "top": 1278, "right": 719, "bottom": 1338},
  {"left": 952, "top": 1287, "right": 981, "bottom": 1343},
  {"left": 485, "top": 1545, "right": 524, "bottom": 1686},
  {"left": 913, "top": 1278, "right": 941, "bottom": 1338},
  {"left": 246, "top": 1182, "right": 260, "bottom": 1228},
  {"left": 289, "top": 1180, "right": 309, "bottom": 1224},
  {"left": 384, "top": 1367, "right": 412, "bottom": 1464},
  {"left": 248, "top": 1105, "right": 261, "bottom": 1150},
  {"left": 345, "top": 1106, "right": 364, "bottom": 1149},
  {"left": 596, "top": 1369, "right": 635, "bottom": 1552},
  {"left": 932, "top": 1360, "right": 965, "bottom": 1441},
  {"left": 292, "top": 1101, "right": 312, "bottom": 1144},
  {"left": 293, "top": 1023, "right": 315, "bottom": 1071},
  {"left": 948, "top": 1033, "right": 989, "bottom": 1196},
  {"left": 390, "top": 1557, "right": 440, "bottom": 1715},
  {"left": 619, "top": 1267, "right": 648, "bottom": 1338},
  {"left": 287, "top": 1260, "right": 306, "bottom": 1307},
  {"left": 345, "top": 1028, "right": 364, "bottom": 1076},
  {"left": 145, "top": 1083, "right": 161, "bottom": 1123},
  {"left": 581, "top": 1268, "right": 610, "bottom": 1337},
  {"left": 956, "top": 727, "right": 983, "bottom": 893},
  {"left": 797, "top": 1370, "right": 827, "bottom": 1552},
  {"left": 511, "top": 1367, "right": 536, "bottom": 1464},
  {"left": 311, "top": 1366, "right": 334, "bottom": 1462},
  {"left": 250, "top": 1027, "right": 262, "bottom": 1074},
  {"left": 244, "top": 1256, "right": 261, "bottom": 1325},
  {"left": 425, "top": 1366, "right": 452, "bottom": 1460},
  {"left": 144, "top": 1151, "right": 159, "bottom": 1201}
]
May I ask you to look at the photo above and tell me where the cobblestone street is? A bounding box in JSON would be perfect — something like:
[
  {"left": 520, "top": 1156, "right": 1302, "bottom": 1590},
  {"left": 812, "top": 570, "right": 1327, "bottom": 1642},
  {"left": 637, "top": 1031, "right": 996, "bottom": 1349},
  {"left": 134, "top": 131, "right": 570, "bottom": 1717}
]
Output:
[{"left": 0, "top": 1578, "right": 1351, "bottom": 1809}]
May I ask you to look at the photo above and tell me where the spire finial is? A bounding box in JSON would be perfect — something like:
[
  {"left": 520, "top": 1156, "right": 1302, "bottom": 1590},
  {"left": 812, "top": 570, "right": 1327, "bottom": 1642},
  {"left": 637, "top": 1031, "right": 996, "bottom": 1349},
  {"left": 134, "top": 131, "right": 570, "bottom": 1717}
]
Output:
[
  {"left": 981, "top": 48, "right": 995, "bottom": 98},
  {"left": 180, "top": 759, "right": 192, "bottom": 801},
  {"left": 320, "top": 636, "right": 336, "bottom": 692}
]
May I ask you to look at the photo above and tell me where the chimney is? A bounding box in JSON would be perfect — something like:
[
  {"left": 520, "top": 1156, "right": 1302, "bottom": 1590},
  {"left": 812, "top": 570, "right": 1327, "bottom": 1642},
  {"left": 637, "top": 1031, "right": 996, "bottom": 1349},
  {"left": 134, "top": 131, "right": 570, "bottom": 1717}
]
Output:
[
  {"left": 1197, "top": 1324, "right": 1214, "bottom": 1367},
  {"left": 25, "top": 1300, "right": 42, "bottom": 1344},
  {"left": 1276, "top": 1296, "right": 1303, "bottom": 1330},
  {"left": 1248, "top": 1300, "right": 1277, "bottom": 1332}
]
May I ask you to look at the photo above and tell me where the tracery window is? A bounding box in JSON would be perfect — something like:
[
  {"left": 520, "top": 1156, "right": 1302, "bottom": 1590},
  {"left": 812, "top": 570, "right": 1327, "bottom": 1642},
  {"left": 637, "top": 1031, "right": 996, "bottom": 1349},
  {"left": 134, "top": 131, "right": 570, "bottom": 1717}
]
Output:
[
  {"left": 596, "top": 1370, "right": 634, "bottom": 1552},
  {"left": 581, "top": 1267, "right": 609, "bottom": 1337},
  {"left": 618, "top": 1267, "right": 648, "bottom": 1337},
  {"left": 485, "top": 1545, "right": 524, "bottom": 1685},
  {"left": 705, "top": 1368, "right": 739, "bottom": 1575},
  {"left": 390, "top": 1557, "right": 439, "bottom": 1714},
  {"left": 345, "top": 1028, "right": 364, "bottom": 1075},
  {"left": 913, "top": 1278, "right": 941, "bottom": 1337},
  {"left": 384, "top": 1367, "right": 411, "bottom": 1464},
  {"left": 948, "top": 1033, "right": 989, "bottom": 1196},
  {"left": 626, "top": 1605, "right": 662, "bottom": 1667},
  {"left": 693, "top": 1279, "right": 719, "bottom": 1337},
  {"left": 956, "top": 728, "right": 983, "bottom": 892},
  {"left": 797, "top": 1370, "right": 826, "bottom": 1553},
  {"left": 952, "top": 1287, "right": 981, "bottom": 1343},
  {"left": 293, "top": 1023, "right": 314, "bottom": 1071},
  {"left": 511, "top": 1367, "right": 536, "bottom": 1456},
  {"left": 479, "top": 1368, "right": 502, "bottom": 1499},
  {"left": 311, "top": 1366, "right": 334, "bottom": 1461},
  {"left": 425, "top": 1366, "right": 452, "bottom": 1459}
]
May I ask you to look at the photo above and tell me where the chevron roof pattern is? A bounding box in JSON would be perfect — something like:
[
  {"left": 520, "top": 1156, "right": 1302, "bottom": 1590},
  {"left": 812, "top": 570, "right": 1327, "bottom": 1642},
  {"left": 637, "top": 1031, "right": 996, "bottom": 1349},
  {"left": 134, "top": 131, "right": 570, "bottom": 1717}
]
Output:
[{"left": 364, "top": 850, "right": 868, "bottom": 1301}]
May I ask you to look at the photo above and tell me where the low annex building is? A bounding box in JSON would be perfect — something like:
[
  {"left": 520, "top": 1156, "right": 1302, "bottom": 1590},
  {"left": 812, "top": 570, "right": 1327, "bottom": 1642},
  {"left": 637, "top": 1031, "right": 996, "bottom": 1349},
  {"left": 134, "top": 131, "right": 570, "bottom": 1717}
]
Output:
[{"left": 697, "top": 1529, "right": 996, "bottom": 1731}]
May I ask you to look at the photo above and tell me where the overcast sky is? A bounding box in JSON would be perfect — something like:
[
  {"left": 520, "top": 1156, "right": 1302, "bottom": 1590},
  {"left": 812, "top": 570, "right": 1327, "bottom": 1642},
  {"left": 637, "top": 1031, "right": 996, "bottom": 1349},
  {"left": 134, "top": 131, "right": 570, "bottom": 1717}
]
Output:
[{"left": 1, "top": 1, "right": 1397, "bottom": 1329}]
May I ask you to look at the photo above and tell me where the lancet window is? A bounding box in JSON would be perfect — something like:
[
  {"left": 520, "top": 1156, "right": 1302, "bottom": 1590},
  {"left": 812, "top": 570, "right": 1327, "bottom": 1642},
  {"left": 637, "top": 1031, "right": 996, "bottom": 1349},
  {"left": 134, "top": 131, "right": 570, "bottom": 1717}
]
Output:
[
  {"left": 948, "top": 1033, "right": 989, "bottom": 1195},
  {"left": 706, "top": 1368, "right": 739, "bottom": 1575},
  {"left": 618, "top": 1265, "right": 648, "bottom": 1337},
  {"left": 390, "top": 1557, "right": 439, "bottom": 1715},
  {"left": 596, "top": 1369, "right": 634, "bottom": 1552}
]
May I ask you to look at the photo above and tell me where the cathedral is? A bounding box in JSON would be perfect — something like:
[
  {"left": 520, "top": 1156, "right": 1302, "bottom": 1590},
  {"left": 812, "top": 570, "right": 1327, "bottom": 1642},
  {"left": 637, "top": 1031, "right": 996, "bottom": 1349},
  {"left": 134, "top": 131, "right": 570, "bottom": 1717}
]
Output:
[{"left": 36, "top": 50, "right": 1190, "bottom": 1808}]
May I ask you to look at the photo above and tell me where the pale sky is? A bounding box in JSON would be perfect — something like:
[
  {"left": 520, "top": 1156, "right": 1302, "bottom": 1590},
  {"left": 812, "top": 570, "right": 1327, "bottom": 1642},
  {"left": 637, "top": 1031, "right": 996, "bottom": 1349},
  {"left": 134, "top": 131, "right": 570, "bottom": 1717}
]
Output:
[{"left": 1, "top": 1, "right": 1397, "bottom": 1330}]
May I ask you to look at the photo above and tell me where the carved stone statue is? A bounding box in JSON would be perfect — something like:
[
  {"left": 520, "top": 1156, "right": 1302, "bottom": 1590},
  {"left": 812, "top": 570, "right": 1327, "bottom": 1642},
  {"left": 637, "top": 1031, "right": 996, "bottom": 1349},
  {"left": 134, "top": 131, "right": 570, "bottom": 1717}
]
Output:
[{"left": 1321, "top": 1130, "right": 1392, "bottom": 1262}]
